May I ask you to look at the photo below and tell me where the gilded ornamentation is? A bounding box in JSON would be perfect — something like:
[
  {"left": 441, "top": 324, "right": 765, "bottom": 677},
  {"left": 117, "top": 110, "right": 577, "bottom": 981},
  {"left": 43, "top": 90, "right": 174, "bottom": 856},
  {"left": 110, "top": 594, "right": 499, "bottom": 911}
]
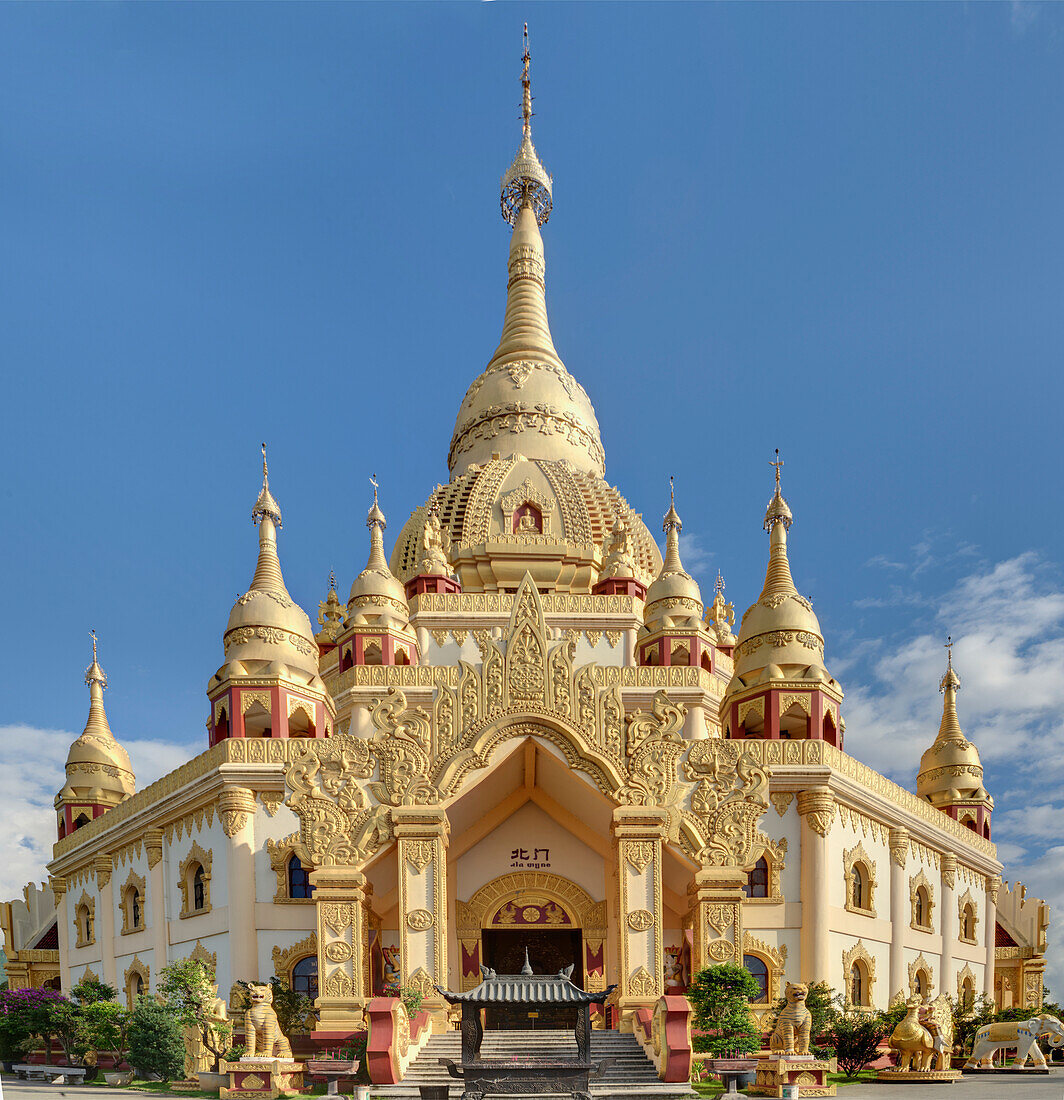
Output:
[
  {"left": 406, "top": 908, "right": 434, "bottom": 931},
  {"left": 940, "top": 853, "right": 957, "bottom": 890},
  {"left": 430, "top": 629, "right": 449, "bottom": 647},
  {"left": 683, "top": 740, "right": 770, "bottom": 868},
  {"left": 619, "top": 690, "right": 686, "bottom": 806},
  {"left": 406, "top": 967, "right": 434, "bottom": 999},
  {"left": 94, "top": 855, "right": 112, "bottom": 888},
  {"left": 219, "top": 786, "right": 256, "bottom": 838},
  {"left": 177, "top": 842, "right": 213, "bottom": 918},
  {"left": 267, "top": 833, "right": 313, "bottom": 903},
  {"left": 625, "top": 842, "right": 654, "bottom": 875},
  {"left": 123, "top": 956, "right": 150, "bottom": 1009},
  {"left": 405, "top": 841, "right": 434, "bottom": 873},
  {"left": 797, "top": 788, "right": 835, "bottom": 838},
  {"left": 259, "top": 792, "right": 283, "bottom": 817},
  {"left": 628, "top": 966, "right": 655, "bottom": 999},
  {"left": 738, "top": 697, "right": 764, "bottom": 728},
  {"left": 324, "top": 941, "right": 353, "bottom": 963},
  {"left": 188, "top": 940, "right": 218, "bottom": 974},
  {"left": 843, "top": 840, "right": 878, "bottom": 917},
  {"left": 605, "top": 630, "right": 622, "bottom": 647},
  {"left": 120, "top": 869, "right": 147, "bottom": 934},
  {"left": 910, "top": 870, "right": 935, "bottom": 931},
  {"left": 626, "top": 910, "right": 653, "bottom": 932},
  {"left": 73, "top": 891, "right": 95, "bottom": 947},
  {"left": 889, "top": 827, "right": 910, "bottom": 868},
  {"left": 743, "top": 933, "right": 788, "bottom": 1004},
  {"left": 958, "top": 889, "right": 979, "bottom": 943},
  {"left": 842, "top": 941, "right": 877, "bottom": 1007},
  {"left": 272, "top": 933, "right": 318, "bottom": 986},
  {"left": 241, "top": 691, "right": 272, "bottom": 715},
  {"left": 907, "top": 954, "right": 934, "bottom": 997},
  {"left": 368, "top": 689, "right": 438, "bottom": 805},
  {"left": 770, "top": 792, "right": 793, "bottom": 817}
]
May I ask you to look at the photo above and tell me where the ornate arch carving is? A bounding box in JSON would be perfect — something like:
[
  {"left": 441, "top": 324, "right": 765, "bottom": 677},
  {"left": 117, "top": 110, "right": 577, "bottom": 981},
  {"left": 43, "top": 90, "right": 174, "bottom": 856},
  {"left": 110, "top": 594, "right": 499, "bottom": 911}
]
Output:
[
  {"left": 455, "top": 872, "right": 606, "bottom": 993},
  {"left": 267, "top": 832, "right": 314, "bottom": 904},
  {"left": 908, "top": 953, "right": 934, "bottom": 997},
  {"left": 73, "top": 891, "right": 96, "bottom": 948},
  {"left": 272, "top": 932, "right": 318, "bottom": 984},
  {"left": 958, "top": 888, "right": 979, "bottom": 943},
  {"left": 909, "top": 869, "right": 934, "bottom": 932},
  {"left": 843, "top": 840, "right": 878, "bottom": 918},
  {"left": 120, "top": 869, "right": 146, "bottom": 935},
  {"left": 842, "top": 940, "right": 877, "bottom": 1008},
  {"left": 178, "top": 842, "right": 213, "bottom": 918},
  {"left": 746, "top": 836, "right": 787, "bottom": 903},
  {"left": 123, "top": 955, "right": 149, "bottom": 1009},
  {"left": 743, "top": 932, "right": 787, "bottom": 1004},
  {"left": 186, "top": 940, "right": 217, "bottom": 974},
  {"left": 957, "top": 963, "right": 977, "bottom": 1005}
]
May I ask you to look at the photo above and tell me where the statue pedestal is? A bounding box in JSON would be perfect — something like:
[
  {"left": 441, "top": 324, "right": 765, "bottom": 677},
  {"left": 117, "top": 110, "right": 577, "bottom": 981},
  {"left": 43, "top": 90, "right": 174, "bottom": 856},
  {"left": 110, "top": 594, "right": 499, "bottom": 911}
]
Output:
[
  {"left": 962, "top": 1065, "right": 1051, "bottom": 1075},
  {"left": 749, "top": 1055, "right": 837, "bottom": 1097},
  {"left": 220, "top": 1058, "right": 304, "bottom": 1099},
  {"left": 876, "top": 1068, "right": 961, "bottom": 1084}
]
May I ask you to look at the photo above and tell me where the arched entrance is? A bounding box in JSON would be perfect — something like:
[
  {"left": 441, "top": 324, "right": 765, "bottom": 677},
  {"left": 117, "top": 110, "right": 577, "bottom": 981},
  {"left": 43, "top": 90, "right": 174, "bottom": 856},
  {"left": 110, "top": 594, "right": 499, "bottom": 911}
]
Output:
[{"left": 456, "top": 872, "right": 607, "bottom": 1029}]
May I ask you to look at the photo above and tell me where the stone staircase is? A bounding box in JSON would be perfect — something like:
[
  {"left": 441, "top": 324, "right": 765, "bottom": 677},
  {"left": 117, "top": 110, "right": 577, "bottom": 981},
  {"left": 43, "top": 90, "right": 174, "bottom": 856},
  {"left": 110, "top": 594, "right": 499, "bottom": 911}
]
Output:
[{"left": 369, "top": 1029, "right": 696, "bottom": 1099}]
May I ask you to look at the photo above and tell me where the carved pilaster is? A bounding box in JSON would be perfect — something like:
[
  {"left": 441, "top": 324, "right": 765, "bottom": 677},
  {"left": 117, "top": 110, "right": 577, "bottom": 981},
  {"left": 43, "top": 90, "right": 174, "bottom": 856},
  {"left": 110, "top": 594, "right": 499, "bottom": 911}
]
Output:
[
  {"left": 612, "top": 807, "right": 666, "bottom": 1028},
  {"left": 796, "top": 788, "right": 835, "bottom": 837},
  {"left": 94, "top": 855, "right": 113, "bottom": 889},
  {"left": 888, "top": 827, "right": 909, "bottom": 868},
  {"left": 940, "top": 853, "right": 957, "bottom": 890},
  {"left": 218, "top": 786, "right": 256, "bottom": 838},
  {"left": 394, "top": 805, "right": 449, "bottom": 1023},
  {"left": 49, "top": 876, "right": 67, "bottom": 900},
  {"left": 145, "top": 830, "right": 164, "bottom": 869},
  {"left": 311, "top": 866, "right": 369, "bottom": 1034}
]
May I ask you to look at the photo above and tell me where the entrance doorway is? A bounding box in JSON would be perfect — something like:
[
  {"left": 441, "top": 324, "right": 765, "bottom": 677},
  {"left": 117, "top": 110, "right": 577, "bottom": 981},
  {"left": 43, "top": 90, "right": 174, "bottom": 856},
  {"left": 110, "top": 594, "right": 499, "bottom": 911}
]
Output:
[{"left": 481, "top": 928, "right": 583, "bottom": 1029}]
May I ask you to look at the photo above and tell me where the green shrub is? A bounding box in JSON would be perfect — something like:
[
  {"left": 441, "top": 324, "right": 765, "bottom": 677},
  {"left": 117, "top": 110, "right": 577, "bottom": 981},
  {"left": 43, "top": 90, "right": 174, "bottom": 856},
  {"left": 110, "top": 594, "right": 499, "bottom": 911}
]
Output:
[
  {"left": 127, "top": 996, "right": 184, "bottom": 1081},
  {"left": 686, "top": 963, "right": 761, "bottom": 1057},
  {"left": 79, "top": 1001, "right": 132, "bottom": 1070},
  {"left": 824, "top": 1009, "right": 888, "bottom": 1079},
  {"left": 399, "top": 986, "right": 424, "bottom": 1021}
]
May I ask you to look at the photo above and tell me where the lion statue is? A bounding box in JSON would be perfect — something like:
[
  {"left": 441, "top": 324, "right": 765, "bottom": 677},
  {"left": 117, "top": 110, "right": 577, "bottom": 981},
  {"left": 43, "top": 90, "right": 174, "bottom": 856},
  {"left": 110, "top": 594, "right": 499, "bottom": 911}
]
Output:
[
  {"left": 244, "top": 983, "right": 292, "bottom": 1060},
  {"left": 770, "top": 982, "right": 812, "bottom": 1055}
]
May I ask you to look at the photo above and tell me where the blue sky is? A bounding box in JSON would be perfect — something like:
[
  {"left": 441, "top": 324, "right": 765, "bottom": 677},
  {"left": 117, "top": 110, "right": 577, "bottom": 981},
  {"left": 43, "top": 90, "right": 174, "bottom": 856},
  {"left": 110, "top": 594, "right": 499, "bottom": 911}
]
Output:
[{"left": 1, "top": 3, "right": 1062, "bottom": 987}]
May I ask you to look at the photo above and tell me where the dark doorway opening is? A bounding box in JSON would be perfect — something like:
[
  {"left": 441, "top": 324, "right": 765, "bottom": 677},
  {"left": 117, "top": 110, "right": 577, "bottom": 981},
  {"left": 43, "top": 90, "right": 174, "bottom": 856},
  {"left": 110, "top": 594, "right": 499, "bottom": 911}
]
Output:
[{"left": 481, "top": 928, "right": 583, "bottom": 1029}]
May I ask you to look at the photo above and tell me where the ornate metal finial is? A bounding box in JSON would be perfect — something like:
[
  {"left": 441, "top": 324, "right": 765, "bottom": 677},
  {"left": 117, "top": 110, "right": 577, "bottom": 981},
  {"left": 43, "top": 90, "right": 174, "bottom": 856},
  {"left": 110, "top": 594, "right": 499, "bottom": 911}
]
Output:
[
  {"left": 253, "top": 443, "right": 283, "bottom": 527},
  {"left": 521, "top": 947, "right": 533, "bottom": 976},
  {"left": 771, "top": 448, "right": 784, "bottom": 492},
  {"left": 940, "top": 635, "right": 961, "bottom": 694},
  {"left": 85, "top": 630, "right": 107, "bottom": 688},
  {"left": 945, "top": 635, "right": 953, "bottom": 669},
  {"left": 716, "top": 570, "right": 726, "bottom": 596},
  {"left": 670, "top": 475, "right": 675, "bottom": 507},
  {"left": 663, "top": 476, "right": 682, "bottom": 534},
  {"left": 764, "top": 449, "right": 793, "bottom": 533},
  {"left": 370, "top": 473, "right": 378, "bottom": 503},
  {"left": 366, "top": 474, "right": 386, "bottom": 531},
  {"left": 501, "top": 24, "right": 552, "bottom": 227},
  {"left": 329, "top": 569, "right": 336, "bottom": 592}
]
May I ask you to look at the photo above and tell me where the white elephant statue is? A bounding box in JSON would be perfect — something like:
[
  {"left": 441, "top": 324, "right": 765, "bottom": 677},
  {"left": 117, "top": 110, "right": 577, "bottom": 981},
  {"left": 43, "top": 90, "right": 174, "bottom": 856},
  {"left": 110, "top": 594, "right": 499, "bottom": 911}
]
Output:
[{"left": 964, "top": 1013, "right": 1064, "bottom": 1069}]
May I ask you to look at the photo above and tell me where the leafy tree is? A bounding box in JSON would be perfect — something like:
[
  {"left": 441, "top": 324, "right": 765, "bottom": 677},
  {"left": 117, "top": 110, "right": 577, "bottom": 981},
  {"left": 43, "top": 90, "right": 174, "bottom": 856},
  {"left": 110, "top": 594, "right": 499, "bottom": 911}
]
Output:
[
  {"left": 686, "top": 963, "right": 761, "bottom": 1056},
  {"left": 159, "top": 959, "right": 231, "bottom": 1071},
  {"left": 70, "top": 977, "right": 117, "bottom": 1006},
  {"left": 824, "top": 1007, "right": 887, "bottom": 1079},
  {"left": 128, "top": 996, "right": 184, "bottom": 1081},
  {"left": 43, "top": 997, "right": 89, "bottom": 1066},
  {"left": 0, "top": 987, "right": 69, "bottom": 1063},
  {"left": 79, "top": 1001, "right": 132, "bottom": 1070}
]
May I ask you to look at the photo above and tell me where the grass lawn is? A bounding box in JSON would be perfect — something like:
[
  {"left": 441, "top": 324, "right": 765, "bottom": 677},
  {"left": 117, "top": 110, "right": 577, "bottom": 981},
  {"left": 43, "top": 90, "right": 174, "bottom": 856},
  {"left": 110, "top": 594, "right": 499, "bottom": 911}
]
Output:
[
  {"left": 86, "top": 1081, "right": 328, "bottom": 1098},
  {"left": 692, "top": 1067, "right": 879, "bottom": 1094}
]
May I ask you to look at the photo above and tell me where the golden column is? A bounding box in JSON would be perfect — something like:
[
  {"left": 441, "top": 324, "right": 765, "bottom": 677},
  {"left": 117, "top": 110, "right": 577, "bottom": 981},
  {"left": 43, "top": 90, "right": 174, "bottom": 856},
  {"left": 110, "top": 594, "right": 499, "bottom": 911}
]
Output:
[
  {"left": 94, "top": 855, "right": 116, "bottom": 990},
  {"left": 219, "top": 786, "right": 259, "bottom": 983},
  {"left": 311, "top": 866, "right": 370, "bottom": 1034},
  {"left": 612, "top": 806, "right": 667, "bottom": 1028},
  {"left": 145, "top": 830, "right": 167, "bottom": 986},
  {"left": 796, "top": 788, "right": 834, "bottom": 984},
  {"left": 688, "top": 865, "right": 747, "bottom": 974},
  {"left": 394, "top": 806, "right": 450, "bottom": 1026},
  {"left": 939, "top": 853, "right": 957, "bottom": 999},
  {"left": 49, "top": 877, "right": 71, "bottom": 994},
  {"left": 888, "top": 827, "right": 910, "bottom": 1004}
]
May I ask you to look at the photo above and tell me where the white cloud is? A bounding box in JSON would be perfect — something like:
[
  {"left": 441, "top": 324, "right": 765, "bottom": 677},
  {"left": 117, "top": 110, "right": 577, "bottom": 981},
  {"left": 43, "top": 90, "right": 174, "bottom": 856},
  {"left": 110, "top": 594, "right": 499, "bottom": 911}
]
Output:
[
  {"left": 1011, "top": 0, "right": 1041, "bottom": 35},
  {"left": 840, "top": 550, "right": 1064, "bottom": 999},
  {"left": 654, "top": 530, "right": 716, "bottom": 581},
  {"left": 0, "top": 724, "right": 192, "bottom": 904}
]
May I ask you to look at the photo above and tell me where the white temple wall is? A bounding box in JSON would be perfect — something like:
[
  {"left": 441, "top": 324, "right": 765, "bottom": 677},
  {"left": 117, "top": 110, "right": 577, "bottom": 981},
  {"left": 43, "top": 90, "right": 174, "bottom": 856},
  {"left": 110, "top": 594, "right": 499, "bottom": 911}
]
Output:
[
  {"left": 456, "top": 802, "right": 603, "bottom": 903},
  {"left": 254, "top": 802, "right": 301, "bottom": 905}
]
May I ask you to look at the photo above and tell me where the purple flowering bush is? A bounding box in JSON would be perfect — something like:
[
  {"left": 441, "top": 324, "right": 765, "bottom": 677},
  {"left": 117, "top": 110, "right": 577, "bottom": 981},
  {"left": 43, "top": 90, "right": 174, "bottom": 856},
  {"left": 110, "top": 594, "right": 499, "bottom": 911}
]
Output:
[{"left": 0, "top": 987, "right": 69, "bottom": 1062}]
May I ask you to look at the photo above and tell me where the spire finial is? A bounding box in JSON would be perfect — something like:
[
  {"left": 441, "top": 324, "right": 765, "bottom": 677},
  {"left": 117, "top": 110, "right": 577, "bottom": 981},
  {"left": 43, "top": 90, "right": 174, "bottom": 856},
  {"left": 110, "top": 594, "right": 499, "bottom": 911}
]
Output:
[
  {"left": 501, "top": 24, "right": 552, "bottom": 226},
  {"left": 771, "top": 448, "right": 783, "bottom": 492},
  {"left": 521, "top": 947, "right": 533, "bottom": 975},
  {"left": 85, "top": 630, "right": 107, "bottom": 689},
  {"left": 764, "top": 450, "right": 793, "bottom": 533},
  {"left": 262, "top": 441, "right": 269, "bottom": 485},
  {"left": 670, "top": 475, "right": 675, "bottom": 508},
  {"left": 370, "top": 473, "right": 378, "bottom": 506},
  {"left": 945, "top": 635, "right": 953, "bottom": 669},
  {"left": 252, "top": 443, "right": 283, "bottom": 528},
  {"left": 329, "top": 569, "right": 336, "bottom": 592},
  {"left": 91, "top": 628, "right": 97, "bottom": 664},
  {"left": 716, "top": 570, "right": 726, "bottom": 597}
]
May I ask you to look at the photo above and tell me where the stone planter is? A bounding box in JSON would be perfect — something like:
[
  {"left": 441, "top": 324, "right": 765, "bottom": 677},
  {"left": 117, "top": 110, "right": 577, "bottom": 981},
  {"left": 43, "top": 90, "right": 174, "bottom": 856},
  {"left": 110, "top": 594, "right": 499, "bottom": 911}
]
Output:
[
  {"left": 104, "top": 1072, "right": 135, "bottom": 1087},
  {"left": 306, "top": 1059, "right": 361, "bottom": 1096},
  {"left": 197, "top": 1071, "right": 230, "bottom": 1091}
]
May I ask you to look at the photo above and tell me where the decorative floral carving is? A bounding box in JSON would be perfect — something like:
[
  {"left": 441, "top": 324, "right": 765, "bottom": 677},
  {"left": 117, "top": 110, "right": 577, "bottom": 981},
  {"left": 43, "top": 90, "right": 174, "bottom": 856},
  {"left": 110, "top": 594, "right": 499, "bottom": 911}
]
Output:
[
  {"left": 619, "top": 691, "right": 686, "bottom": 806},
  {"left": 628, "top": 966, "right": 656, "bottom": 999},
  {"left": 889, "top": 827, "right": 909, "bottom": 868},
  {"left": 406, "top": 909, "right": 434, "bottom": 931},
  {"left": 843, "top": 840, "right": 878, "bottom": 917},
  {"left": 683, "top": 740, "right": 770, "bottom": 868},
  {"left": 627, "top": 910, "right": 653, "bottom": 932},
  {"left": 625, "top": 842, "right": 654, "bottom": 875},
  {"left": 842, "top": 940, "right": 877, "bottom": 1007},
  {"left": 797, "top": 788, "right": 835, "bottom": 838},
  {"left": 770, "top": 792, "right": 793, "bottom": 818},
  {"left": 405, "top": 841, "right": 434, "bottom": 873}
]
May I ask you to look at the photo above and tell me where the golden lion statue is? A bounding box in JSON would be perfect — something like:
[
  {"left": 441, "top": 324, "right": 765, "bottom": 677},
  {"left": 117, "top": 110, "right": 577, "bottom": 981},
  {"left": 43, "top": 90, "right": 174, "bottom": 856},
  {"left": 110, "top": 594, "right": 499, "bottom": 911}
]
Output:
[
  {"left": 770, "top": 982, "right": 811, "bottom": 1055},
  {"left": 244, "top": 983, "right": 292, "bottom": 1060}
]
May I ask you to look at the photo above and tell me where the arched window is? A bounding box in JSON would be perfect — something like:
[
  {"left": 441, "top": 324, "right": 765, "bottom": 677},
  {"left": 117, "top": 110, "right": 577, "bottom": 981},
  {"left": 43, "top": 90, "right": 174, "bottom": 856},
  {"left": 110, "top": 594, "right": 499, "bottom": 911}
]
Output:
[
  {"left": 76, "top": 905, "right": 93, "bottom": 944},
  {"left": 744, "top": 857, "right": 770, "bottom": 899},
  {"left": 193, "top": 865, "right": 206, "bottom": 912},
  {"left": 852, "top": 864, "right": 866, "bottom": 910},
  {"left": 962, "top": 904, "right": 975, "bottom": 941},
  {"left": 850, "top": 963, "right": 864, "bottom": 1007},
  {"left": 961, "top": 976, "right": 975, "bottom": 1011},
  {"left": 700, "top": 650, "right": 712, "bottom": 672},
  {"left": 131, "top": 973, "right": 143, "bottom": 1000},
  {"left": 292, "top": 955, "right": 318, "bottom": 998},
  {"left": 743, "top": 955, "right": 769, "bottom": 1004},
  {"left": 287, "top": 854, "right": 314, "bottom": 899},
  {"left": 340, "top": 647, "right": 354, "bottom": 673},
  {"left": 914, "top": 970, "right": 928, "bottom": 998},
  {"left": 915, "top": 887, "right": 929, "bottom": 928},
  {"left": 670, "top": 642, "right": 691, "bottom": 667},
  {"left": 74, "top": 812, "right": 90, "bottom": 830},
  {"left": 394, "top": 647, "right": 410, "bottom": 667},
  {"left": 363, "top": 641, "right": 383, "bottom": 666},
  {"left": 124, "top": 886, "right": 142, "bottom": 930},
  {"left": 215, "top": 708, "right": 229, "bottom": 740}
]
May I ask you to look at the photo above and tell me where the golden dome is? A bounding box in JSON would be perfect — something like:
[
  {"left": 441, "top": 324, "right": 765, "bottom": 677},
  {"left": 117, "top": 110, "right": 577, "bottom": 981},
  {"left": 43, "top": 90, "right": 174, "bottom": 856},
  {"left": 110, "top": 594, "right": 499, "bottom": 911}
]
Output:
[
  {"left": 725, "top": 461, "right": 838, "bottom": 699},
  {"left": 64, "top": 640, "right": 135, "bottom": 801},
  {"left": 391, "top": 456, "right": 661, "bottom": 594},
  {"left": 643, "top": 484, "right": 704, "bottom": 632},
  {"left": 448, "top": 39, "right": 603, "bottom": 480},
  {"left": 917, "top": 651, "right": 989, "bottom": 806},
  {"left": 216, "top": 448, "right": 322, "bottom": 688},
  {"left": 348, "top": 484, "right": 411, "bottom": 629}
]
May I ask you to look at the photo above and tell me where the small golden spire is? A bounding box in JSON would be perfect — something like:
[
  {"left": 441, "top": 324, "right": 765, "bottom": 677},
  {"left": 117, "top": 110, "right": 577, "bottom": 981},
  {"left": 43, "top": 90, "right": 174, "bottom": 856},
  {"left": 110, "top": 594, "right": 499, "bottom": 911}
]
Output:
[
  {"left": 716, "top": 570, "right": 726, "bottom": 597},
  {"left": 939, "top": 635, "right": 961, "bottom": 697},
  {"left": 82, "top": 631, "right": 113, "bottom": 737},
  {"left": 764, "top": 449, "right": 793, "bottom": 533},
  {"left": 85, "top": 629, "right": 107, "bottom": 688},
  {"left": 253, "top": 442, "right": 283, "bottom": 528},
  {"left": 661, "top": 478, "right": 685, "bottom": 575},
  {"left": 249, "top": 444, "right": 288, "bottom": 593},
  {"left": 363, "top": 478, "right": 390, "bottom": 572},
  {"left": 771, "top": 449, "right": 783, "bottom": 492},
  {"left": 501, "top": 24, "right": 552, "bottom": 226},
  {"left": 91, "top": 628, "right": 98, "bottom": 664},
  {"left": 522, "top": 23, "right": 532, "bottom": 137}
]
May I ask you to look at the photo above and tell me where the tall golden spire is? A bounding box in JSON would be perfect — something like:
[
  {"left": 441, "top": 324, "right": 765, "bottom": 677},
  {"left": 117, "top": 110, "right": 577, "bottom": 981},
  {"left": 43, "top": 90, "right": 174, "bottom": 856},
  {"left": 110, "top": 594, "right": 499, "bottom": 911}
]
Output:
[
  {"left": 362, "top": 474, "right": 391, "bottom": 574},
  {"left": 83, "top": 629, "right": 113, "bottom": 740},
  {"left": 759, "top": 449, "right": 797, "bottom": 599},
  {"left": 249, "top": 443, "right": 289, "bottom": 595},
  {"left": 936, "top": 636, "right": 964, "bottom": 742},
  {"left": 661, "top": 476, "right": 684, "bottom": 575}
]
